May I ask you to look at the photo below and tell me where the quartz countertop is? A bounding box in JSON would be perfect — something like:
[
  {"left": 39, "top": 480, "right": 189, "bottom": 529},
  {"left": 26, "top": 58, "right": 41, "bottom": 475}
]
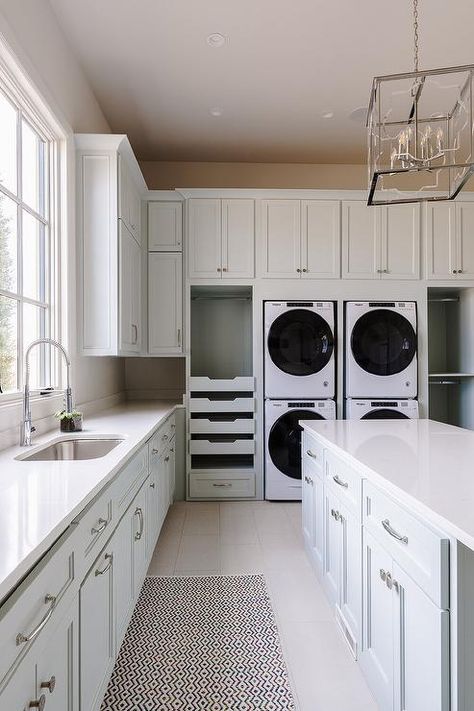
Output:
[
  {"left": 0, "top": 400, "right": 181, "bottom": 604},
  {"left": 301, "top": 418, "right": 474, "bottom": 551}
]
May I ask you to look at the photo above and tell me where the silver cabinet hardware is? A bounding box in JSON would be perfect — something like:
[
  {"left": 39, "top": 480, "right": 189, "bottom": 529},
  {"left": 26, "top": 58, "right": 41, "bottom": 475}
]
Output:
[
  {"left": 91, "top": 518, "right": 108, "bottom": 535},
  {"left": 222, "top": 267, "right": 228, "bottom": 272},
  {"left": 331, "top": 508, "right": 341, "bottom": 521},
  {"left": 213, "top": 483, "right": 232, "bottom": 487},
  {"left": 383, "top": 269, "right": 389, "bottom": 273},
  {"left": 296, "top": 268, "right": 302, "bottom": 273},
  {"left": 458, "top": 269, "right": 463, "bottom": 273},
  {"left": 377, "top": 268, "right": 383, "bottom": 273},
  {"left": 306, "top": 450, "right": 317, "bottom": 459},
  {"left": 170, "top": 447, "right": 174, "bottom": 452},
  {"left": 381, "top": 518, "right": 408, "bottom": 544},
  {"left": 29, "top": 696, "right": 46, "bottom": 710},
  {"left": 385, "top": 572, "right": 399, "bottom": 592},
  {"left": 453, "top": 269, "right": 458, "bottom": 274},
  {"left": 379, "top": 568, "right": 387, "bottom": 582},
  {"left": 177, "top": 328, "right": 181, "bottom": 347},
  {"left": 302, "top": 268, "right": 307, "bottom": 272},
  {"left": 95, "top": 553, "right": 113, "bottom": 576},
  {"left": 304, "top": 475, "right": 313, "bottom": 485},
  {"left": 134, "top": 508, "right": 144, "bottom": 540},
  {"left": 164, "top": 456, "right": 170, "bottom": 462},
  {"left": 162, "top": 434, "right": 169, "bottom": 441},
  {"left": 132, "top": 324, "right": 138, "bottom": 344},
  {"left": 333, "top": 474, "right": 349, "bottom": 489},
  {"left": 16, "top": 594, "right": 57, "bottom": 646},
  {"left": 171, "top": 423, "right": 176, "bottom": 429},
  {"left": 40, "top": 676, "right": 56, "bottom": 694},
  {"left": 149, "top": 482, "right": 156, "bottom": 489},
  {"left": 217, "top": 267, "right": 221, "bottom": 272},
  {"left": 152, "top": 448, "right": 159, "bottom": 455}
]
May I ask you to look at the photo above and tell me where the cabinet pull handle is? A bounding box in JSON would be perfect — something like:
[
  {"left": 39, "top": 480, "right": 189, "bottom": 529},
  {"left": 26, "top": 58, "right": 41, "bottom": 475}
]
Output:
[
  {"left": 40, "top": 676, "right": 56, "bottom": 694},
  {"left": 95, "top": 553, "right": 113, "bottom": 576},
  {"left": 333, "top": 474, "right": 349, "bottom": 489},
  {"left": 213, "top": 483, "right": 232, "bottom": 487},
  {"left": 164, "top": 456, "right": 170, "bottom": 462},
  {"left": 29, "top": 696, "right": 46, "bottom": 710},
  {"left": 306, "top": 449, "right": 317, "bottom": 459},
  {"left": 150, "top": 482, "right": 156, "bottom": 488},
  {"left": 377, "top": 268, "right": 382, "bottom": 273},
  {"left": 91, "top": 517, "right": 108, "bottom": 535},
  {"left": 382, "top": 518, "right": 408, "bottom": 544},
  {"left": 385, "top": 572, "right": 399, "bottom": 592},
  {"left": 16, "top": 594, "right": 57, "bottom": 646},
  {"left": 152, "top": 448, "right": 159, "bottom": 455},
  {"left": 132, "top": 324, "right": 138, "bottom": 344},
  {"left": 134, "top": 508, "right": 144, "bottom": 540},
  {"left": 177, "top": 328, "right": 181, "bottom": 347},
  {"left": 331, "top": 508, "right": 341, "bottom": 521},
  {"left": 383, "top": 269, "right": 389, "bottom": 273},
  {"left": 379, "top": 568, "right": 387, "bottom": 582},
  {"left": 162, "top": 434, "right": 169, "bottom": 441},
  {"left": 222, "top": 267, "right": 228, "bottom": 272}
]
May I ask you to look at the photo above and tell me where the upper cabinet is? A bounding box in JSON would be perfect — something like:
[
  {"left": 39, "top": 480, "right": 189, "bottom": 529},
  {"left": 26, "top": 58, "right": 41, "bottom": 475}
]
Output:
[
  {"left": 342, "top": 201, "right": 420, "bottom": 280},
  {"left": 148, "top": 252, "right": 183, "bottom": 355},
  {"left": 259, "top": 199, "right": 340, "bottom": 279},
  {"left": 187, "top": 198, "right": 255, "bottom": 279},
  {"left": 426, "top": 202, "right": 474, "bottom": 279},
  {"left": 148, "top": 201, "right": 183, "bottom": 251},
  {"left": 76, "top": 134, "right": 147, "bottom": 356}
]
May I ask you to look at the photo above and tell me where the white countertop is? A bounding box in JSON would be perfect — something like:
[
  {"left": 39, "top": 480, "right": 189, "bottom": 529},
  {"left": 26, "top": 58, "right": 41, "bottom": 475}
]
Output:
[
  {"left": 301, "top": 418, "right": 474, "bottom": 551},
  {"left": 0, "top": 400, "right": 181, "bottom": 604}
]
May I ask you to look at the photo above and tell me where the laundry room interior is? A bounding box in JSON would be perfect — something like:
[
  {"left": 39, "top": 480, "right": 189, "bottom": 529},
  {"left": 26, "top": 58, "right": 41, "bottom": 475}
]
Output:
[{"left": 4, "top": 2, "right": 474, "bottom": 711}]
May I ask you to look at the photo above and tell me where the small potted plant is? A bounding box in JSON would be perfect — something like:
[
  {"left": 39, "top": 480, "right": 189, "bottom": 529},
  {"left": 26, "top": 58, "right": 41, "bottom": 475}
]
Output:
[{"left": 55, "top": 410, "right": 83, "bottom": 433}]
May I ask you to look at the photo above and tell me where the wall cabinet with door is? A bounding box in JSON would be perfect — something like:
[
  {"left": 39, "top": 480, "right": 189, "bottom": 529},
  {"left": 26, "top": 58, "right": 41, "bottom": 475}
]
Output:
[
  {"left": 76, "top": 134, "right": 146, "bottom": 356},
  {"left": 259, "top": 199, "right": 341, "bottom": 278},
  {"left": 342, "top": 201, "right": 420, "bottom": 279},
  {"left": 426, "top": 202, "right": 474, "bottom": 279},
  {"left": 187, "top": 198, "right": 255, "bottom": 279}
]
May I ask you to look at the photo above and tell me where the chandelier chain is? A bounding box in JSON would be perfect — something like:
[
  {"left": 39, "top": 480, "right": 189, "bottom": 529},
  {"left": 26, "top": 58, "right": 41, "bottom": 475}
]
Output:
[{"left": 413, "top": 0, "right": 419, "bottom": 72}]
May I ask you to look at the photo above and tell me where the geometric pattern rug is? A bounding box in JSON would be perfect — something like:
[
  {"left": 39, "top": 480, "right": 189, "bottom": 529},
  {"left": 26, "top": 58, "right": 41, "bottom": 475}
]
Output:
[{"left": 101, "top": 575, "right": 296, "bottom": 710}]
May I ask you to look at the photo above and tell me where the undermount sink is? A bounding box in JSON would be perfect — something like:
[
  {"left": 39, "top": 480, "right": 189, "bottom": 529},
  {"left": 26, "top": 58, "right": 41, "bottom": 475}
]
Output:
[{"left": 17, "top": 436, "right": 124, "bottom": 462}]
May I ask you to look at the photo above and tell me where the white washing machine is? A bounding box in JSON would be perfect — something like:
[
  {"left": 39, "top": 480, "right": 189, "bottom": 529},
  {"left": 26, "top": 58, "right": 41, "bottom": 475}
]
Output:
[
  {"left": 346, "top": 399, "right": 419, "bottom": 419},
  {"left": 265, "top": 399, "right": 336, "bottom": 500},
  {"left": 346, "top": 301, "right": 417, "bottom": 398},
  {"left": 264, "top": 301, "right": 335, "bottom": 398}
]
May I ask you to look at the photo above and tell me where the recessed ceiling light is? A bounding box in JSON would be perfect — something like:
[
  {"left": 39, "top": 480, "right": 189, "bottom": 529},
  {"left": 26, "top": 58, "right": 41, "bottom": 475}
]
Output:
[
  {"left": 349, "top": 106, "right": 368, "bottom": 124},
  {"left": 206, "top": 33, "right": 227, "bottom": 48},
  {"left": 209, "top": 107, "right": 223, "bottom": 117},
  {"left": 322, "top": 111, "right": 334, "bottom": 119}
]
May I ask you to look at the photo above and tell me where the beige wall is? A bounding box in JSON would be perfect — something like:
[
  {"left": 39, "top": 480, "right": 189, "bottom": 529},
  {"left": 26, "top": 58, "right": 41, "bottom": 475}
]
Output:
[
  {"left": 140, "top": 161, "right": 368, "bottom": 190},
  {"left": 125, "top": 359, "right": 185, "bottom": 401}
]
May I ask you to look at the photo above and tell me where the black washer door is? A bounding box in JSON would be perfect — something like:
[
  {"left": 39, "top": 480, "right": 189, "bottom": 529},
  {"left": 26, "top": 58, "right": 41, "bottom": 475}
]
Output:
[
  {"left": 361, "top": 409, "right": 408, "bottom": 420},
  {"left": 269, "top": 409, "right": 324, "bottom": 480},
  {"left": 268, "top": 309, "right": 334, "bottom": 376},
  {"left": 351, "top": 309, "right": 416, "bottom": 376}
]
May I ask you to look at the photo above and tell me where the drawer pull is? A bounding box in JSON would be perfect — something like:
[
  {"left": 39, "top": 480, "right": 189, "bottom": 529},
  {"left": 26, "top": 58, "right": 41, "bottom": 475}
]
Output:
[
  {"left": 40, "top": 676, "right": 56, "bottom": 694},
  {"left": 164, "top": 456, "right": 170, "bottom": 462},
  {"left": 16, "top": 594, "right": 57, "bottom": 646},
  {"left": 152, "top": 448, "right": 159, "bottom": 455},
  {"left": 134, "top": 507, "right": 144, "bottom": 540},
  {"left": 162, "top": 434, "right": 169, "bottom": 441},
  {"left": 379, "top": 568, "right": 387, "bottom": 582},
  {"left": 29, "top": 696, "right": 46, "bottom": 710},
  {"left": 331, "top": 508, "right": 341, "bottom": 521},
  {"left": 333, "top": 474, "right": 349, "bottom": 489},
  {"left": 95, "top": 553, "right": 113, "bottom": 576},
  {"left": 150, "top": 482, "right": 156, "bottom": 489},
  {"left": 382, "top": 518, "right": 408, "bottom": 544},
  {"left": 213, "top": 483, "right": 232, "bottom": 487},
  {"left": 91, "top": 517, "right": 108, "bottom": 535},
  {"left": 306, "top": 449, "right": 318, "bottom": 459}
]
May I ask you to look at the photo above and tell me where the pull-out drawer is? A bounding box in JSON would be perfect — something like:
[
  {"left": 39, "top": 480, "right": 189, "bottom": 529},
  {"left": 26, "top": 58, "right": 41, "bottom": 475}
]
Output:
[
  {"left": 189, "top": 376, "right": 255, "bottom": 392},
  {"left": 325, "top": 449, "right": 361, "bottom": 514},
  {"left": 75, "top": 489, "right": 114, "bottom": 564},
  {"left": 302, "top": 431, "right": 325, "bottom": 476},
  {"left": 0, "top": 525, "right": 76, "bottom": 684},
  {"left": 189, "top": 472, "right": 256, "bottom": 498},
  {"left": 150, "top": 415, "right": 175, "bottom": 455},
  {"left": 190, "top": 416, "right": 255, "bottom": 435},
  {"left": 363, "top": 480, "right": 450, "bottom": 608},
  {"left": 189, "top": 397, "right": 255, "bottom": 413},
  {"left": 114, "top": 446, "right": 149, "bottom": 515},
  {"left": 190, "top": 438, "right": 255, "bottom": 455}
]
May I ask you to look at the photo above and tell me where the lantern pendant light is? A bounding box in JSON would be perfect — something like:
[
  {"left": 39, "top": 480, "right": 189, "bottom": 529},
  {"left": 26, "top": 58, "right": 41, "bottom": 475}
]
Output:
[{"left": 367, "top": 0, "right": 474, "bottom": 205}]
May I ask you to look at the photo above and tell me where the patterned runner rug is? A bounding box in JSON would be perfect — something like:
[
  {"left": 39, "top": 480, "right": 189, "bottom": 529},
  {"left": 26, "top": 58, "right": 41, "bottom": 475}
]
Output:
[{"left": 101, "top": 574, "right": 296, "bottom": 710}]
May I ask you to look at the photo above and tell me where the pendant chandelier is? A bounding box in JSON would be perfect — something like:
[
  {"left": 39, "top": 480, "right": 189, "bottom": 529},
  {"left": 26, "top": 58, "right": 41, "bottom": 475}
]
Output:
[{"left": 367, "top": 0, "right": 474, "bottom": 205}]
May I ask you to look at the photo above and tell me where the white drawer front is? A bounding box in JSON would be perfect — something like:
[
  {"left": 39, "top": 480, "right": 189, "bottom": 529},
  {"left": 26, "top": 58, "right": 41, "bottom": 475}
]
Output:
[
  {"left": 74, "top": 490, "right": 114, "bottom": 563},
  {"left": 325, "top": 450, "right": 361, "bottom": 514},
  {"left": 363, "top": 480, "right": 449, "bottom": 608},
  {"left": 114, "top": 446, "right": 149, "bottom": 514},
  {"left": 189, "top": 473, "right": 255, "bottom": 498},
  {"left": 190, "top": 438, "right": 255, "bottom": 455},
  {"left": 189, "top": 376, "right": 255, "bottom": 392},
  {"left": 190, "top": 417, "right": 255, "bottom": 434},
  {"left": 189, "top": 398, "right": 255, "bottom": 413}
]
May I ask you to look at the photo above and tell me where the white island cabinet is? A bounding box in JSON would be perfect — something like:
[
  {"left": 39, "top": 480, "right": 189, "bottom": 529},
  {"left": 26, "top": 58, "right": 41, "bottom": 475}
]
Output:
[{"left": 300, "top": 418, "right": 474, "bottom": 711}]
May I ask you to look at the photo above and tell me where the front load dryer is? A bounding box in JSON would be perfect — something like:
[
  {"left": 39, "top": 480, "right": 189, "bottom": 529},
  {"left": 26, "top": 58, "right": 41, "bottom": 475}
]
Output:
[
  {"left": 346, "top": 399, "right": 419, "bottom": 419},
  {"left": 345, "top": 301, "right": 417, "bottom": 398},
  {"left": 265, "top": 399, "right": 336, "bottom": 500},
  {"left": 264, "top": 301, "right": 335, "bottom": 398}
]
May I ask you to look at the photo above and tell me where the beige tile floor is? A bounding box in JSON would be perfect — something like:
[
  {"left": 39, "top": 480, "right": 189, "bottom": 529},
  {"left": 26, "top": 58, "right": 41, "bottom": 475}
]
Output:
[{"left": 148, "top": 500, "right": 378, "bottom": 711}]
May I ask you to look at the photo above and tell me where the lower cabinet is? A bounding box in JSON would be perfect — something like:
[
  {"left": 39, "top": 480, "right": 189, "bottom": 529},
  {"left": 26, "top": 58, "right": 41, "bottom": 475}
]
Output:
[{"left": 302, "top": 467, "right": 324, "bottom": 575}]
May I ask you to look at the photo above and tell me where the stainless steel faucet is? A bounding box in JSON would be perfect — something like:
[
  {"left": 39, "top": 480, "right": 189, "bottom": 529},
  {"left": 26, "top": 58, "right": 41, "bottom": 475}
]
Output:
[{"left": 21, "top": 338, "right": 73, "bottom": 446}]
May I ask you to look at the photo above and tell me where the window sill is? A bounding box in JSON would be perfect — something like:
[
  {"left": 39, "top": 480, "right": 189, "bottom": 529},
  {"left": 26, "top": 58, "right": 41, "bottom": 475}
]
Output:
[{"left": 0, "top": 391, "right": 64, "bottom": 410}]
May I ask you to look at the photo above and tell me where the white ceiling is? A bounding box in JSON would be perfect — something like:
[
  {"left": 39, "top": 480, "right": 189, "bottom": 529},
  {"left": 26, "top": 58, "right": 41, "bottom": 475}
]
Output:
[{"left": 49, "top": 0, "right": 474, "bottom": 163}]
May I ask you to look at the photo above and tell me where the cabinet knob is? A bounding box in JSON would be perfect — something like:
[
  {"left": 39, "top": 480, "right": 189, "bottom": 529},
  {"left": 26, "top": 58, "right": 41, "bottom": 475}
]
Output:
[
  {"left": 41, "top": 676, "right": 56, "bottom": 694},
  {"left": 29, "top": 697, "right": 46, "bottom": 711},
  {"left": 383, "top": 269, "right": 389, "bottom": 273},
  {"left": 302, "top": 268, "right": 307, "bottom": 273},
  {"left": 222, "top": 267, "right": 227, "bottom": 272},
  {"left": 458, "top": 269, "right": 463, "bottom": 273},
  {"left": 453, "top": 269, "right": 458, "bottom": 274},
  {"left": 376, "top": 268, "right": 382, "bottom": 273},
  {"left": 296, "top": 268, "right": 301, "bottom": 273},
  {"left": 149, "top": 482, "right": 156, "bottom": 488},
  {"left": 217, "top": 267, "right": 221, "bottom": 272}
]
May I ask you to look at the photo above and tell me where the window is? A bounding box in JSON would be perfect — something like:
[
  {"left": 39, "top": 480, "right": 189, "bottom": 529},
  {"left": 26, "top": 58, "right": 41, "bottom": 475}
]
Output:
[{"left": 0, "top": 83, "right": 58, "bottom": 396}]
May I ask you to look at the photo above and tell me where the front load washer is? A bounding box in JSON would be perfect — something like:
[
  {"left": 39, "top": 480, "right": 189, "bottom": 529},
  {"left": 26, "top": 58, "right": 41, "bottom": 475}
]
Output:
[
  {"left": 346, "top": 399, "right": 419, "bottom": 419},
  {"left": 265, "top": 399, "right": 336, "bottom": 500},
  {"left": 346, "top": 301, "right": 417, "bottom": 398},
  {"left": 264, "top": 301, "right": 335, "bottom": 398}
]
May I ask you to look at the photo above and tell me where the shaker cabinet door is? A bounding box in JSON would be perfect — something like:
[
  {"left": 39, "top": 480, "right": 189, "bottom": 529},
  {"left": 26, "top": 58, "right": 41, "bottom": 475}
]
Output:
[
  {"left": 148, "top": 252, "right": 183, "bottom": 354},
  {"left": 301, "top": 200, "right": 340, "bottom": 278},
  {"left": 222, "top": 199, "right": 255, "bottom": 278},
  {"left": 382, "top": 203, "right": 420, "bottom": 279},
  {"left": 148, "top": 201, "right": 182, "bottom": 251},
  {"left": 425, "top": 203, "right": 457, "bottom": 279},
  {"left": 260, "top": 200, "right": 301, "bottom": 278},
  {"left": 188, "top": 199, "right": 222, "bottom": 278},
  {"left": 342, "top": 201, "right": 380, "bottom": 279}
]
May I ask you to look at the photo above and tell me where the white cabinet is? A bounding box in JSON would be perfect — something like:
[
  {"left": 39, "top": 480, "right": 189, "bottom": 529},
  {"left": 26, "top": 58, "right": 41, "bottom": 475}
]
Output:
[
  {"left": 76, "top": 135, "right": 146, "bottom": 356},
  {"left": 343, "top": 201, "right": 420, "bottom": 279},
  {"left": 166, "top": 442, "right": 176, "bottom": 506},
  {"left": 148, "top": 201, "right": 182, "bottom": 251},
  {"left": 302, "top": 469, "right": 324, "bottom": 576},
  {"left": 323, "top": 488, "right": 341, "bottom": 607},
  {"left": 260, "top": 199, "right": 340, "bottom": 278},
  {"left": 114, "top": 505, "right": 135, "bottom": 649},
  {"left": 188, "top": 198, "right": 255, "bottom": 278},
  {"left": 132, "top": 485, "right": 148, "bottom": 598},
  {"left": 148, "top": 253, "right": 183, "bottom": 354},
  {"left": 427, "top": 202, "right": 474, "bottom": 279}
]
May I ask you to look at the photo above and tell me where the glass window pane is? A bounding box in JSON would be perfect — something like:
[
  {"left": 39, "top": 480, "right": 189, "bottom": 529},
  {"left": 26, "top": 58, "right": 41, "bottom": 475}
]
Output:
[
  {"left": 23, "top": 303, "right": 48, "bottom": 389},
  {"left": 0, "top": 91, "right": 17, "bottom": 195},
  {"left": 22, "top": 119, "right": 46, "bottom": 216},
  {"left": 22, "top": 211, "right": 46, "bottom": 302},
  {"left": 0, "top": 193, "right": 17, "bottom": 293},
  {"left": 0, "top": 295, "right": 18, "bottom": 393}
]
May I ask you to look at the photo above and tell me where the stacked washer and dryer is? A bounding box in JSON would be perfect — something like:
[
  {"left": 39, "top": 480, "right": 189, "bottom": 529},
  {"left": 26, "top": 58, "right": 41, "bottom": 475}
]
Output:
[
  {"left": 345, "top": 301, "right": 419, "bottom": 420},
  {"left": 264, "top": 302, "right": 336, "bottom": 500}
]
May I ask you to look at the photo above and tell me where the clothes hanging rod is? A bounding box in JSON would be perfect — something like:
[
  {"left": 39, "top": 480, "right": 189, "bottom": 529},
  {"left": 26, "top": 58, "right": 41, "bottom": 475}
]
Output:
[
  {"left": 428, "top": 297, "right": 460, "bottom": 303},
  {"left": 191, "top": 296, "right": 252, "bottom": 301},
  {"left": 429, "top": 380, "right": 460, "bottom": 386}
]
